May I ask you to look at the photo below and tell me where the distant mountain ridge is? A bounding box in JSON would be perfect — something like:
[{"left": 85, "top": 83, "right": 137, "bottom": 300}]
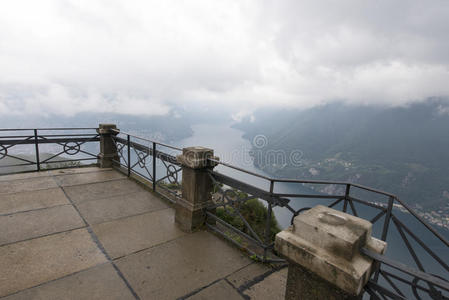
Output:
[
  {"left": 0, "top": 112, "right": 193, "bottom": 144},
  {"left": 234, "top": 99, "right": 449, "bottom": 213}
]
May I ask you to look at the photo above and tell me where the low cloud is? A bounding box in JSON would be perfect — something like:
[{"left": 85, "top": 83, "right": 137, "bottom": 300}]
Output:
[{"left": 1, "top": 0, "right": 448, "bottom": 116}]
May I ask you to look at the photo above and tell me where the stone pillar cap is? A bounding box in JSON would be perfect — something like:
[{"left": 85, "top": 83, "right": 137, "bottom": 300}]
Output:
[
  {"left": 97, "top": 124, "right": 118, "bottom": 134},
  {"left": 293, "top": 205, "right": 372, "bottom": 261},
  {"left": 275, "top": 205, "right": 387, "bottom": 295},
  {"left": 99, "top": 124, "right": 117, "bottom": 128},
  {"left": 176, "top": 146, "right": 218, "bottom": 169}
]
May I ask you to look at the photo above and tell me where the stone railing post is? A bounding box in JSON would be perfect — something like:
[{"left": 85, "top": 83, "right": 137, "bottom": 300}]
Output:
[
  {"left": 97, "top": 124, "right": 119, "bottom": 168},
  {"left": 275, "top": 205, "right": 387, "bottom": 300},
  {"left": 175, "top": 146, "right": 217, "bottom": 232}
]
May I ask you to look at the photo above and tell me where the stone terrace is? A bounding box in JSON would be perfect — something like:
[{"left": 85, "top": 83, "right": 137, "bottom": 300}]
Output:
[{"left": 0, "top": 167, "right": 286, "bottom": 299}]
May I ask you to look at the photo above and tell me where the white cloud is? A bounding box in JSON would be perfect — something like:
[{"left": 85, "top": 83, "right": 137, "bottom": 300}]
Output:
[{"left": 1, "top": 0, "right": 449, "bottom": 116}]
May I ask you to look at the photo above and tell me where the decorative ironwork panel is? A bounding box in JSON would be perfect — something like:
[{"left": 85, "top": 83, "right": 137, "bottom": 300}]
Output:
[
  {"left": 0, "top": 129, "right": 99, "bottom": 173},
  {"left": 111, "top": 133, "right": 182, "bottom": 203}
]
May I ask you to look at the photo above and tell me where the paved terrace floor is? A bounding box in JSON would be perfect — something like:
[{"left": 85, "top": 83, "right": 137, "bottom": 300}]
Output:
[{"left": 0, "top": 167, "right": 286, "bottom": 299}]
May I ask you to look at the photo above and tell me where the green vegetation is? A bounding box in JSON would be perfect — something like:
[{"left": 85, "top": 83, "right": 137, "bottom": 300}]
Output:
[
  {"left": 159, "top": 182, "right": 181, "bottom": 190},
  {"left": 215, "top": 194, "right": 281, "bottom": 242}
]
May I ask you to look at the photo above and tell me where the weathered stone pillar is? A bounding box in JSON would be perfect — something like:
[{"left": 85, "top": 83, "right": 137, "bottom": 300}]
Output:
[
  {"left": 275, "top": 205, "right": 387, "bottom": 300},
  {"left": 175, "top": 147, "right": 217, "bottom": 232},
  {"left": 97, "top": 124, "right": 119, "bottom": 168}
]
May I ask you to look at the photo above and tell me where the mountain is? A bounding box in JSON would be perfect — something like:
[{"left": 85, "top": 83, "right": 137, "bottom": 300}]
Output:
[{"left": 234, "top": 99, "right": 449, "bottom": 212}]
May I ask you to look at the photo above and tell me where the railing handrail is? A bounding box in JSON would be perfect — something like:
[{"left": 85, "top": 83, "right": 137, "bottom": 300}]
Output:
[
  {"left": 0, "top": 127, "right": 98, "bottom": 131},
  {"left": 208, "top": 157, "right": 449, "bottom": 248},
  {"left": 111, "top": 129, "right": 183, "bottom": 151},
  {"left": 210, "top": 157, "right": 394, "bottom": 197},
  {"left": 361, "top": 248, "right": 449, "bottom": 291},
  {"left": 208, "top": 158, "right": 273, "bottom": 181}
]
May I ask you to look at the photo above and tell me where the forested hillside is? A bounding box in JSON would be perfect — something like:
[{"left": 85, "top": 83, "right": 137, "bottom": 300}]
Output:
[{"left": 234, "top": 99, "right": 449, "bottom": 211}]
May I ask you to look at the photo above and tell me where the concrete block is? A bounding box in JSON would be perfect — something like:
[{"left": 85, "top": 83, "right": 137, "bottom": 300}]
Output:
[
  {"left": 176, "top": 147, "right": 215, "bottom": 169},
  {"left": 175, "top": 197, "right": 211, "bottom": 232},
  {"left": 97, "top": 124, "right": 119, "bottom": 168},
  {"left": 275, "top": 205, "right": 387, "bottom": 298},
  {"left": 175, "top": 147, "right": 217, "bottom": 232}
]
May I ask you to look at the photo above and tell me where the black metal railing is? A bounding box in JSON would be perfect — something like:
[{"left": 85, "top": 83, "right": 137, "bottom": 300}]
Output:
[
  {"left": 0, "top": 128, "right": 100, "bottom": 173},
  {"left": 110, "top": 129, "right": 182, "bottom": 203},
  {"left": 206, "top": 158, "right": 449, "bottom": 299}
]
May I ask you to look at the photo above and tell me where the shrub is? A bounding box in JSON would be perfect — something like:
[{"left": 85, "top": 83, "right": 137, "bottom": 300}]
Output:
[{"left": 216, "top": 195, "right": 281, "bottom": 242}]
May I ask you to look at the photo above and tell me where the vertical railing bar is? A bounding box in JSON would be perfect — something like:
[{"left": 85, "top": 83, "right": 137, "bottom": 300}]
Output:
[
  {"left": 373, "top": 195, "right": 395, "bottom": 284},
  {"left": 391, "top": 215, "right": 449, "bottom": 271},
  {"left": 34, "top": 129, "right": 40, "bottom": 171},
  {"left": 263, "top": 180, "right": 275, "bottom": 262},
  {"left": 379, "top": 270, "right": 406, "bottom": 298},
  {"left": 392, "top": 218, "right": 426, "bottom": 272},
  {"left": 343, "top": 184, "right": 350, "bottom": 212},
  {"left": 364, "top": 285, "right": 383, "bottom": 300},
  {"left": 152, "top": 142, "right": 156, "bottom": 191},
  {"left": 127, "top": 134, "right": 131, "bottom": 177},
  {"left": 370, "top": 210, "right": 387, "bottom": 224},
  {"left": 348, "top": 198, "right": 358, "bottom": 217},
  {"left": 381, "top": 196, "right": 394, "bottom": 241}
]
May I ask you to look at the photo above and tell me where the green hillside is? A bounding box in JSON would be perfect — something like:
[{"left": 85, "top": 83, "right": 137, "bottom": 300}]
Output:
[{"left": 234, "top": 99, "right": 449, "bottom": 211}]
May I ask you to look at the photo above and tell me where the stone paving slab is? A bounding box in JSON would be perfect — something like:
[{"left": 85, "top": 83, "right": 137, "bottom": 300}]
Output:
[
  {"left": 243, "top": 268, "right": 288, "bottom": 300},
  {"left": 0, "top": 167, "right": 107, "bottom": 183},
  {"left": 0, "top": 204, "right": 85, "bottom": 246},
  {"left": 77, "top": 191, "right": 169, "bottom": 225},
  {"left": 53, "top": 170, "right": 125, "bottom": 187},
  {"left": 116, "top": 231, "right": 251, "bottom": 300},
  {"left": 226, "top": 262, "right": 272, "bottom": 289},
  {"left": 93, "top": 208, "right": 186, "bottom": 259},
  {"left": 63, "top": 179, "right": 143, "bottom": 204},
  {"left": 0, "top": 188, "right": 69, "bottom": 215},
  {"left": 0, "top": 171, "right": 50, "bottom": 182},
  {"left": 2, "top": 263, "right": 135, "bottom": 300},
  {"left": 49, "top": 167, "right": 111, "bottom": 176},
  {"left": 0, "top": 228, "right": 107, "bottom": 297},
  {"left": 187, "top": 280, "right": 244, "bottom": 300},
  {"left": 0, "top": 176, "right": 58, "bottom": 194}
]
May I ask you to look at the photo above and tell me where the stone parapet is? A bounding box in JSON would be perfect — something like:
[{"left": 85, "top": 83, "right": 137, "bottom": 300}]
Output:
[
  {"left": 275, "top": 205, "right": 387, "bottom": 299},
  {"left": 175, "top": 147, "right": 218, "bottom": 232},
  {"left": 97, "top": 124, "right": 119, "bottom": 168}
]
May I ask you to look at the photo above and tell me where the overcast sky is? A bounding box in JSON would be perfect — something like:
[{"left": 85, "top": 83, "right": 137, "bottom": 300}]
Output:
[{"left": 1, "top": 0, "right": 449, "bottom": 118}]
